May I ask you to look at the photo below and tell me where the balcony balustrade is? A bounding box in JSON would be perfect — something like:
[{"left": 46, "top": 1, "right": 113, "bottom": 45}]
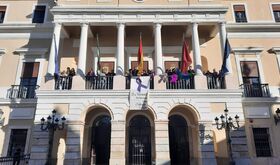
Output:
[
  {"left": 166, "top": 75, "right": 195, "bottom": 89},
  {"left": 8, "top": 85, "right": 39, "bottom": 99},
  {"left": 85, "top": 76, "right": 114, "bottom": 90},
  {"left": 206, "top": 75, "right": 226, "bottom": 89},
  {"left": 54, "top": 75, "right": 73, "bottom": 90},
  {"left": 0, "top": 154, "right": 30, "bottom": 165},
  {"left": 240, "top": 83, "right": 270, "bottom": 97}
]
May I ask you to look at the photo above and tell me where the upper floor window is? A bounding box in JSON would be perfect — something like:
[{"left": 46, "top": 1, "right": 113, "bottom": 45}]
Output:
[
  {"left": 0, "top": 6, "right": 6, "bottom": 23},
  {"left": 240, "top": 61, "right": 260, "bottom": 85},
  {"left": 32, "top": 5, "right": 46, "bottom": 23},
  {"left": 233, "top": 5, "right": 247, "bottom": 23},
  {"left": 253, "top": 128, "right": 272, "bottom": 157},
  {"left": 272, "top": 4, "right": 280, "bottom": 22}
]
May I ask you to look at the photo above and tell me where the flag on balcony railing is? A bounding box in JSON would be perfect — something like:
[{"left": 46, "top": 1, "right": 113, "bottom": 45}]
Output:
[
  {"left": 96, "top": 34, "right": 101, "bottom": 73},
  {"left": 138, "top": 34, "right": 144, "bottom": 75},
  {"left": 181, "top": 39, "right": 192, "bottom": 73},
  {"left": 54, "top": 33, "right": 59, "bottom": 75},
  {"left": 220, "top": 37, "right": 231, "bottom": 76}
]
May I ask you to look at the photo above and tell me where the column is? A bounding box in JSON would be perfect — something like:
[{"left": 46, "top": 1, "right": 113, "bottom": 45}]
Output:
[
  {"left": 154, "top": 23, "right": 163, "bottom": 75},
  {"left": 47, "top": 23, "right": 62, "bottom": 75},
  {"left": 155, "top": 120, "right": 170, "bottom": 164},
  {"left": 199, "top": 122, "right": 217, "bottom": 165},
  {"left": 109, "top": 120, "right": 126, "bottom": 164},
  {"left": 116, "top": 23, "right": 125, "bottom": 75},
  {"left": 192, "top": 22, "right": 203, "bottom": 75},
  {"left": 77, "top": 23, "right": 89, "bottom": 76},
  {"left": 219, "top": 22, "right": 232, "bottom": 74}
]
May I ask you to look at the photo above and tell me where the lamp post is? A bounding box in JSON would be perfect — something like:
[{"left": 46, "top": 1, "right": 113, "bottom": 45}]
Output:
[
  {"left": 214, "top": 108, "right": 239, "bottom": 165},
  {"left": 41, "top": 109, "right": 66, "bottom": 165},
  {"left": 274, "top": 108, "right": 280, "bottom": 125}
]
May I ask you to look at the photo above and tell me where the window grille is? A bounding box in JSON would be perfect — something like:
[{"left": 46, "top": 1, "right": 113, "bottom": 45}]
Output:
[{"left": 253, "top": 128, "right": 272, "bottom": 157}]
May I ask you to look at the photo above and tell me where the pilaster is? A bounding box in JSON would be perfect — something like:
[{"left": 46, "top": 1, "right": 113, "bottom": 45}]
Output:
[
  {"left": 110, "top": 120, "right": 126, "bottom": 165},
  {"left": 155, "top": 120, "right": 170, "bottom": 165}
]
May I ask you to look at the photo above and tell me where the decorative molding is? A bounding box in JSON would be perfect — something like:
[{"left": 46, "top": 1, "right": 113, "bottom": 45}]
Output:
[
  {"left": 0, "top": 48, "right": 6, "bottom": 55},
  {"left": 51, "top": 6, "right": 228, "bottom": 24},
  {"left": 14, "top": 48, "right": 48, "bottom": 56},
  {"left": 232, "top": 47, "right": 264, "bottom": 55},
  {"left": 271, "top": 47, "right": 280, "bottom": 54}
]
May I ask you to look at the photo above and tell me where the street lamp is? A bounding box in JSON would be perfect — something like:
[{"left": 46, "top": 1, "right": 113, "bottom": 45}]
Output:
[
  {"left": 41, "top": 109, "right": 66, "bottom": 165},
  {"left": 274, "top": 108, "right": 280, "bottom": 125},
  {"left": 214, "top": 108, "right": 240, "bottom": 165}
]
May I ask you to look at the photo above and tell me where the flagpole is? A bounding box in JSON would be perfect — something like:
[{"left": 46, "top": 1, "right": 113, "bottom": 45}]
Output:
[{"left": 96, "top": 33, "right": 101, "bottom": 74}]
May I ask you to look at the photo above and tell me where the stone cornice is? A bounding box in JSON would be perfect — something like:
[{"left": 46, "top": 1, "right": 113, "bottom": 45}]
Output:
[
  {"left": 51, "top": 5, "right": 228, "bottom": 24},
  {"left": 232, "top": 47, "right": 264, "bottom": 55},
  {"left": 227, "top": 23, "right": 280, "bottom": 33},
  {"left": 271, "top": 47, "right": 280, "bottom": 54},
  {"left": 0, "top": 48, "right": 6, "bottom": 55},
  {"left": 0, "top": 23, "right": 53, "bottom": 33},
  {"left": 36, "top": 89, "right": 242, "bottom": 99},
  {"left": 14, "top": 48, "right": 49, "bottom": 56}
]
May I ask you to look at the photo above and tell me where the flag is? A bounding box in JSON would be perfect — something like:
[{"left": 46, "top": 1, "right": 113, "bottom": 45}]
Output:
[
  {"left": 220, "top": 38, "right": 231, "bottom": 77},
  {"left": 96, "top": 34, "right": 101, "bottom": 73},
  {"left": 54, "top": 33, "right": 59, "bottom": 75},
  {"left": 181, "top": 40, "right": 192, "bottom": 73},
  {"left": 137, "top": 34, "right": 144, "bottom": 75}
]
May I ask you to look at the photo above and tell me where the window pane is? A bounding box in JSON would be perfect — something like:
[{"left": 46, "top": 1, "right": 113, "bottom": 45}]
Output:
[
  {"left": 240, "top": 61, "right": 259, "bottom": 77},
  {"left": 7, "top": 129, "right": 28, "bottom": 156},
  {"left": 32, "top": 5, "right": 46, "bottom": 23},
  {"left": 253, "top": 128, "right": 272, "bottom": 157}
]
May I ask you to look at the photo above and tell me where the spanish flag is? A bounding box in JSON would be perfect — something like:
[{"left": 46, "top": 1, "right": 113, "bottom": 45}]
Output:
[
  {"left": 181, "top": 40, "right": 192, "bottom": 73},
  {"left": 137, "top": 34, "right": 144, "bottom": 75}
]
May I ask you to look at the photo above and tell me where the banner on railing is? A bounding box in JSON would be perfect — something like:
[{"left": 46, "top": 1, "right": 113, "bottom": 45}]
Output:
[
  {"left": 130, "top": 76, "right": 150, "bottom": 93},
  {"left": 129, "top": 76, "right": 150, "bottom": 110}
]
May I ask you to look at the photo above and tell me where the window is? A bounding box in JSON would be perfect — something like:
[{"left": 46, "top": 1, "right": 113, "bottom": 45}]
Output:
[
  {"left": 32, "top": 5, "right": 46, "bottom": 23},
  {"left": 0, "top": 6, "right": 6, "bottom": 23},
  {"left": 7, "top": 129, "right": 28, "bottom": 156},
  {"left": 240, "top": 61, "right": 260, "bottom": 84},
  {"left": 272, "top": 4, "right": 280, "bottom": 22},
  {"left": 253, "top": 128, "right": 272, "bottom": 157},
  {"left": 20, "top": 62, "right": 39, "bottom": 98},
  {"left": 233, "top": 5, "right": 247, "bottom": 23}
]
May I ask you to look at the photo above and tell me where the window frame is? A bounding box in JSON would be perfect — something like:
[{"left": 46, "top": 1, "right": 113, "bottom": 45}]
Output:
[
  {"left": 3, "top": 126, "right": 32, "bottom": 156},
  {"left": 252, "top": 127, "right": 273, "bottom": 157},
  {"left": 31, "top": 4, "right": 47, "bottom": 24},
  {"left": 0, "top": 5, "right": 8, "bottom": 24},
  {"left": 270, "top": 3, "right": 280, "bottom": 22},
  {"left": 231, "top": 3, "right": 249, "bottom": 23}
]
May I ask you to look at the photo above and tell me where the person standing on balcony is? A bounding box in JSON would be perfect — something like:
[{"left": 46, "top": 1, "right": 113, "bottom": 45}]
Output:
[{"left": 13, "top": 148, "right": 21, "bottom": 165}]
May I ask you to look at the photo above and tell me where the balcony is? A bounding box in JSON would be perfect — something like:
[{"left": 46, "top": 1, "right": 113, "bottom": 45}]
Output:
[
  {"left": 85, "top": 76, "right": 114, "bottom": 90},
  {"left": 206, "top": 75, "right": 226, "bottom": 89},
  {"left": 166, "top": 75, "right": 194, "bottom": 89},
  {"left": 8, "top": 85, "right": 39, "bottom": 99},
  {"left": 54, "top": 75, "right": 73, "bottom": 90},
  {"left": 240, "top": 83, "right": 270, "bottom": 97}
]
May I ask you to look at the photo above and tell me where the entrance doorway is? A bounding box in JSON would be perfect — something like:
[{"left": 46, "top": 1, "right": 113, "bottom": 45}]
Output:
[
  {"left": 91, "top": 115, "right": 111, "bottom": 165},
  {"left": 129, "top": 115, "right": 152, "bottom": 165},
  {"left": 168, "top": 115, "right": 190, "bottom": 165}
]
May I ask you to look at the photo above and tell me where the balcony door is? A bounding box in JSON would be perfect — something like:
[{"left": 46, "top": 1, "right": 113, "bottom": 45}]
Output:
[
  {"left": 240, "top": 61, "right": 262, "bottom": 96},
  {"left": 20, "top": 62, "right": 39, "bottom": 98}
]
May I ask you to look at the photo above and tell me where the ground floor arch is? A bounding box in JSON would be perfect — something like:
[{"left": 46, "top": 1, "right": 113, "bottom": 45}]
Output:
[{"left": 82, "top": 106, "right": 113, "bottom": 165}]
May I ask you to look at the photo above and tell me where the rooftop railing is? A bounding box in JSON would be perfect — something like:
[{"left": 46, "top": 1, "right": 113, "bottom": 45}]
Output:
[{"left": 240, "top": 83, "right": 270, "bottom": 97}]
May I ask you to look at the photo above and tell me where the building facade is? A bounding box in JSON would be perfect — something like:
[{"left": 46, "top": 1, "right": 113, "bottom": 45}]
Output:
[{"left": 0, "top": 0, "right": 279, "bottom": 164}]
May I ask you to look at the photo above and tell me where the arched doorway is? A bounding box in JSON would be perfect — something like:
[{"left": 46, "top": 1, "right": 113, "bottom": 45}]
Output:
[
  {"left": 91, "top": 115, "right": 111, "bottom": 165},
  {"left": 129, "top": 115, "right": 152, "bottom": 165},
  {"left": 169, "top": 115, "right": 190, "bottom": 165}
]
